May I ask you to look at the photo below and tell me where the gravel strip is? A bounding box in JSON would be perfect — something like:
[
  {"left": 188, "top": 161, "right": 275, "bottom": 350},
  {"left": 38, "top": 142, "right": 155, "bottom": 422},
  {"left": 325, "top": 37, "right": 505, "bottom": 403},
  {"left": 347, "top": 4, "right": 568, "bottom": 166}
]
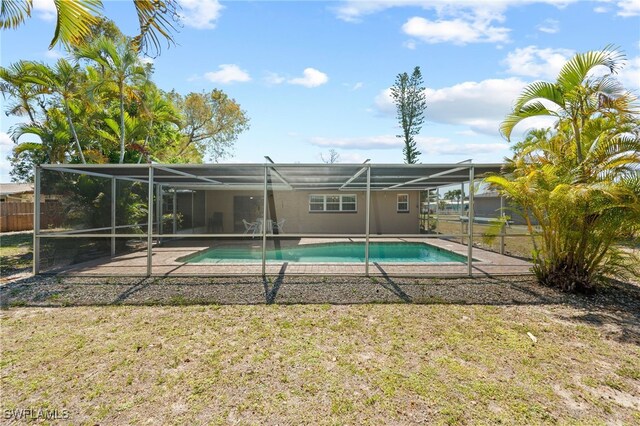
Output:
[
  {"left": 0, "top": 273, "right": 636, "bottom": 307},
  {"left": 2, "top": 273, "right": 639, "bottom": 346}
]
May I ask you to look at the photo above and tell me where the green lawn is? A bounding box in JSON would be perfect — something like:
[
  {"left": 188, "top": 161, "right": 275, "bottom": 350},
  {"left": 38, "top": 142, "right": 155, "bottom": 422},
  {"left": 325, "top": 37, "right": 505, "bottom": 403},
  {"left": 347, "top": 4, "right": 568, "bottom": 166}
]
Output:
[
  {"left": 0, "top": 232, "right": 32, "bottom": 276},
  {"left": 2, "top": 303, "right": 639, "bottom": 424}
]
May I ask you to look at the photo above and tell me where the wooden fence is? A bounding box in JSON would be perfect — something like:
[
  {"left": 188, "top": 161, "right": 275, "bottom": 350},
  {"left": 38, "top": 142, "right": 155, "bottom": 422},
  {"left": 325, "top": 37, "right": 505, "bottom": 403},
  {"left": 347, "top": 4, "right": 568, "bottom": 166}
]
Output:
[{"left": 0, "top": 201, "right": 64, "bottom": 232}]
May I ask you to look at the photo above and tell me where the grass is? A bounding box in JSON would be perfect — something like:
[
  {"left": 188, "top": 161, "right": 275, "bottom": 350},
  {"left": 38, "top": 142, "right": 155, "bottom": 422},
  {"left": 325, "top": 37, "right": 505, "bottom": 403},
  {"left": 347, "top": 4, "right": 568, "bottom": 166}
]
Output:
[
  {"left": 0, "top": 232, "right": 32, "bottom": 276},
  {"left": 2, "top": 303, "right": 639, "bottom": 424}
]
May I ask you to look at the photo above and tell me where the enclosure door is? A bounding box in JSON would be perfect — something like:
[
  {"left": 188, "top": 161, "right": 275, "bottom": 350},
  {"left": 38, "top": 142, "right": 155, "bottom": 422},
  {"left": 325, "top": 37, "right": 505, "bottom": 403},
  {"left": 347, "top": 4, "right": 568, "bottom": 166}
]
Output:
[{"left": 233, "top": 196, "right": 264, "bottom": 232}]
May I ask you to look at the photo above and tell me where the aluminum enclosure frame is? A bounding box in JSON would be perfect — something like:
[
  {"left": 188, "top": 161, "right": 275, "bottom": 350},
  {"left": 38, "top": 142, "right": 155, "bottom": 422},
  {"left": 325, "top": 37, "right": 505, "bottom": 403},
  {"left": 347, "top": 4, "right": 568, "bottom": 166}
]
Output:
[{"left": 33, "top": 162, "right": 506, "bottom": 277}]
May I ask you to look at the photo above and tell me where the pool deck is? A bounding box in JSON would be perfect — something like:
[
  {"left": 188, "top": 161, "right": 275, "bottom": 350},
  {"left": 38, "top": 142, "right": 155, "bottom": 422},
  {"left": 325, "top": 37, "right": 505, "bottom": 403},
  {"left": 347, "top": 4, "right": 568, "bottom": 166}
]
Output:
[{"left": 50, "top": 238, "right": 532, "bottom": 277}]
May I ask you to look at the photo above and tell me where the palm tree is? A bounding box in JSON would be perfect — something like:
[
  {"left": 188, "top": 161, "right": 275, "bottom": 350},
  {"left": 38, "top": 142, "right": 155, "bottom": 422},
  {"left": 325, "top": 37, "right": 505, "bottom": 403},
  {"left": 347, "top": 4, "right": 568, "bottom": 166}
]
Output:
[
  {"left": 444, "top": 189, "right": 463, "bottom": 213},
  {"left": 488, "top": 47, "right": 640, "bottom": 292},
  {"left": 0, "top": 0, "right": 178, "bottom": 55},
  {"left": 21, "top": 59, "right": 88, "bottom": 163},
  {"left": 76, "top": 36, "right": 147, "bottom": 163},
  {"left": 12, "top": 108, "right": 76, "bottom": 164},
  {"left": 500, "top": 45, "right": 634, "bottom": 165},
  {"left": 136, "top": 84, "right": 181, "bottom": 163},
  {"left": 0, "top": 60, "right": 46, "bottom": 123}
]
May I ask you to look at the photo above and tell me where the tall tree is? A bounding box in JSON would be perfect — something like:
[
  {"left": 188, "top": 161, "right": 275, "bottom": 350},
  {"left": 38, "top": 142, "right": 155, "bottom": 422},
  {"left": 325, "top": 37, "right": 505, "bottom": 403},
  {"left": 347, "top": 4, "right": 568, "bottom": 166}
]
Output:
[
  {"left": 0, "top": 60, "right": 44, "bottom": 123},
  {"left": 320, "top": 149, "right": 340, "bottom": 164},
  {"left": 1, "top": 33, "right": 251, "bottom": 178},
  {"left": 170, "top": 90, "right": 250, "bottom": 162},
  {"left": 444, "top": 189, "right": 463, "bottom": 212},
  {"left": 0, "top": 0, "right": 178, "bottom": 56},
  {"left": 500, "top": 45, "right": 632, "bottom": 165},
  {"left": 487, "top": 47, "right": 640, "bottom": 292},
  {"left": 76, "top": 36, "right": 148, "bottom": 163},
  {"left": 391, "top": 66, "right": 427, "bottom": 164},
  {"left": 22, "top": 59, "right": 88, "bottom": 163}
]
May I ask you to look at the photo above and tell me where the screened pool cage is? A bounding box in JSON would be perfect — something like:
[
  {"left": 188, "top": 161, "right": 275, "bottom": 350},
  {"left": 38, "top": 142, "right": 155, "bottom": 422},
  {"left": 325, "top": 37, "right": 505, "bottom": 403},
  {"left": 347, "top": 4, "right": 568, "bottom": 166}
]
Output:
[{"left": 33, "top": 161, "right": 532, "bottom": 277}]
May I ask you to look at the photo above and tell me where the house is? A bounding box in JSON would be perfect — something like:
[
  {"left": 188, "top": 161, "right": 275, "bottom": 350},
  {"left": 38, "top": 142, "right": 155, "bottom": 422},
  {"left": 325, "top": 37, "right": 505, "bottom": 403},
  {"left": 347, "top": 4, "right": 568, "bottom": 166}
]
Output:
[
  {"left": 0, "top": 183, "right": 34, "bottom": 203},
  {"left": 0, "top": 183, "right": 63, "bottom": 232},
  {"left": 200, "top": 189, "right": 421, "bottom": 234},
  {"left": 472, "top": 191, "right": 533, "bottom": 225}
]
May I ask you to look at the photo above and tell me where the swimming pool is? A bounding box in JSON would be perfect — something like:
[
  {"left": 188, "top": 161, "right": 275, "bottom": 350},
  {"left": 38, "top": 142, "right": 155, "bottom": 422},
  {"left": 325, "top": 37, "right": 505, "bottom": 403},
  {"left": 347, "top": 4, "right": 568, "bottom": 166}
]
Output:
[{"left": 181, "top": 242, "right": 467, "bottom": 264}]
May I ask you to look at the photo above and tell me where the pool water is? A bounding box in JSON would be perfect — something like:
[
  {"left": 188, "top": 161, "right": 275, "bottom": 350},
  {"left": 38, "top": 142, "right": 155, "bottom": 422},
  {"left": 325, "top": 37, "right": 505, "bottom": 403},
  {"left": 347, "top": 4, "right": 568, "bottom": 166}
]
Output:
[{"left": 182, "top": 242, "right": 467, "bottom": 264}]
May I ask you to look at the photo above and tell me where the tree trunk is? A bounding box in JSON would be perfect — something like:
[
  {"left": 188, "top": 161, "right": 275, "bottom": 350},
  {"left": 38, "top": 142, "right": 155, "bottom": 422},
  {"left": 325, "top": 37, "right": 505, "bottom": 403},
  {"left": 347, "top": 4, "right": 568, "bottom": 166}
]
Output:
[
  {"left": 63, "top": 100, "right": 86, "bottom": 164},
  {"left": 119, "top": 82, "right": 125, "bottom": 164}
]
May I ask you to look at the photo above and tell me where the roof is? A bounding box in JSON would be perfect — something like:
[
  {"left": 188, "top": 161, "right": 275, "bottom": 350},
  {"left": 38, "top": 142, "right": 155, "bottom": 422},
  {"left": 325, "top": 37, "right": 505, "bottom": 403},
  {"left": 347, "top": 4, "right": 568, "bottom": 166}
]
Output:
[
  {"left": 39, "top": 162, "right": 502, "bottom": 191},
  {"left": 0, "top": 183, "right": 34, "bottom": 196},
  {"left": 474, "top": 190, "right": 501, "bottom": 198}
]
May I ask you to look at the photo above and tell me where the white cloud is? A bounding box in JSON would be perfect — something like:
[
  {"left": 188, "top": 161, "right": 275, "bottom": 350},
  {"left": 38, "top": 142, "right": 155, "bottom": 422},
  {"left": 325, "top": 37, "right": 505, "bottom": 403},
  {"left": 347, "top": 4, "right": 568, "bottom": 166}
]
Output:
[
  {"left": 0, "top": 132, "right": 13, "bottom": 151},
  {"left": 351, "top": 82, "right": 364, "bottom": 91},
  {"left": 616, "top": 0, "right": 640, "bottom": 16},
  {"left": 333, "top": 152, "right": 369, "bottom": 163},
  {"left": 139, "top": 56, "right": 154, "bottom": 65},
  {"left": 374, "top": 77, "right": 550, "bottom": 137},
  {"left": 502, "top": 47, "right": 639, "bottom": 91},
  {"left": 44, "top": 50, "right": 64, "bottom": 60},
  {"left": 178, "top": 0, "right": 223, "bottom": 29},
  {"left": 430, "top": 142, "right": 509, "bottom": 156},
  {"left": 403, "top": 40, "right": 417, "bottom": 50},
  {"left": 537, "top": 18, "right": 560, "bottom": 33},
  {"left": 402, "top": 16, "right": 510, "bottom": 45},
  {"left": 288, "top": 68, "right": 329, "bottom": 88},
  {"left": 309, "top": 133, "right": 508, "bottom": 156},
  {"left": 264, "top": 72, "right": 286, "bottom": 85},
  {"left": 503, "top": 46, "right": 574, "bottom": 79},
  {"left": 618, "top": 55, "right": 640, "bottom": 91},
  {"left": 593, "top": 0, "right": 640, "bottom": 16},
  {"left": 0, "top": 132, "right": 15, "bottom": 181},
  {"left": 335, "top": 1, "right": 587, "bottom": 46},
  {"left": 204, "top": 64, "right": 251, "bottom": 84},
  {"left": 334, "top": 1, "right": 579, "bottom": 22},
  {"left": 32, "top": 0, "right": 56, "bottom": 21},
  {"left": 310, "top": 135, "right": 402, "bottom": 149}
]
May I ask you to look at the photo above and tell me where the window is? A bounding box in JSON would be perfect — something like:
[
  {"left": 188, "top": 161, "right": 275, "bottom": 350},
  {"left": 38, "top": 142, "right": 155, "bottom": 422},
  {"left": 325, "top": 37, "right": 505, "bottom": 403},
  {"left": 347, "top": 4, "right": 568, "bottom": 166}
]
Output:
[
  {"left": 309, "top": 194, "right": 357, "bottom": 212},
  {"left": 397, "top": 194, "right": 409, "bottom": 212}
]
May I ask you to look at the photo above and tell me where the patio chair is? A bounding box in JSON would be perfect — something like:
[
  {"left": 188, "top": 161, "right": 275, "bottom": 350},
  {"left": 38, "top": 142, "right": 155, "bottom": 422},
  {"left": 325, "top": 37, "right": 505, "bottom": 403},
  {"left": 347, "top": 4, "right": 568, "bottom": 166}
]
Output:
[
  {"left": 242, "top": 219, "right": 258, "bottom": 236},
  {"left": 274, "top": 218, "right": 285, "bottom": 233}
]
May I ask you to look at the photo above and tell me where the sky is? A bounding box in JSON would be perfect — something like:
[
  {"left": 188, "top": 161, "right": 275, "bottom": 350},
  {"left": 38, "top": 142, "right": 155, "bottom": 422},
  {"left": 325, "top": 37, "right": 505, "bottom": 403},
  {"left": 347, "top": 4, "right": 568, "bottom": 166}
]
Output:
[{"left": 1, "top": 0, "right": 639, "bottom": 181}]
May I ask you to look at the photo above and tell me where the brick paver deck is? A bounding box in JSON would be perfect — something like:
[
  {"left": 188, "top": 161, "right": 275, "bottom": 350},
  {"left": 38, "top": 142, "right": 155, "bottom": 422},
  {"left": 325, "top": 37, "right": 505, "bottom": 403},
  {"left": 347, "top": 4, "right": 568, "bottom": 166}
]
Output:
[{"left": 52, "top": 238, "right": 532, "bottom": 277}]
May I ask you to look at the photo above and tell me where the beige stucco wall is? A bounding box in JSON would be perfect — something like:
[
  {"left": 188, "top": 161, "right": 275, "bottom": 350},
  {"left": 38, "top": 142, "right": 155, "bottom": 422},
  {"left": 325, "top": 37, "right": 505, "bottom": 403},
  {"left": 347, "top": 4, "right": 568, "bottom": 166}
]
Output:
[{"left": 204, "top": 189, "right": 420, "bottom": 234}]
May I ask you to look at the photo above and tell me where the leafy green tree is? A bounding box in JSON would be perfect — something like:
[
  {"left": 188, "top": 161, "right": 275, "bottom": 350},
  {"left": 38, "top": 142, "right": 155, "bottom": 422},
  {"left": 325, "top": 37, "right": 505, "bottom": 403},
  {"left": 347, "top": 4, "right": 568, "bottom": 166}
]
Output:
[
  {"left": 1, "top": 31, "right": 250, "bottom": 179},
  {"left": 170, "top": 90, "right": 250, "bottom": 162},
  {"left": 444, "top": 189, "right": 463, "bottom": 212},
  {"left": 488, "top": 47, "right": 640, "bottom": 292},
  {"left": 390, "top": 66, "right": 427, "bottom": 164},
  {"left": 0, "top": 0, "right": 178, "bottom": 55},
  {"left": 500, "top": 45, "right": 634, "bottom": 164},
  {"left": 0, "top": 60, "right": 45, "bottom": 123},
  {"left": 22, "top": 59, "right": 89, "bottom": 163},
  {"left": 136, "top": 82, "right": 182, "bottom": 163},
  {"left": 76, "top": 36, "right": 148, "bottom": 163}
]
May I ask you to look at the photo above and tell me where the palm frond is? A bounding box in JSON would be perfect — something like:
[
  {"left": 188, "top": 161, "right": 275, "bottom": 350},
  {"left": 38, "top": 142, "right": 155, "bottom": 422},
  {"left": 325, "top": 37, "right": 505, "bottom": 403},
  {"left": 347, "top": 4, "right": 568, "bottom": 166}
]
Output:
[
  {"left": 556, "top": 46, "right": 625, "bottom": 92},
  {"left": 50, "top": 0, "right": 103, "bottom": 49},
  {"left": 514, "top": 81, "right": 564, "bottom": 111},
  {"left": 131, "top": 0, "right": 179, "bottom": 56},
  {"left": 0, "top": 0, "right": 32, "bottom": 29},
  {"left": 501, "top": 101, "right": 556, "bottom": 141},
  {"left": 13, "top": 141, "right": 45, "bottom": 154}
]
